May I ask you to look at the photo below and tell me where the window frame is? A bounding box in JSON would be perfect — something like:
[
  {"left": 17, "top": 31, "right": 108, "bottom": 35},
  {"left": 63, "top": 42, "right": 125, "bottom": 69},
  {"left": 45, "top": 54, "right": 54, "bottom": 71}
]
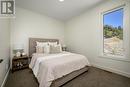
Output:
[{"left": 100, "top": 4, "right": 130, "bottom": 62}]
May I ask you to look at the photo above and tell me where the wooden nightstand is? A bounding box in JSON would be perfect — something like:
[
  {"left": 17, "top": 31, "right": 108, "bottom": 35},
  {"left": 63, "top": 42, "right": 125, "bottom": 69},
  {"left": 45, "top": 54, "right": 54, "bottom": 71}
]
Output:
[{"left": 12, "top": 55, "right": 29, "bottom": 72}]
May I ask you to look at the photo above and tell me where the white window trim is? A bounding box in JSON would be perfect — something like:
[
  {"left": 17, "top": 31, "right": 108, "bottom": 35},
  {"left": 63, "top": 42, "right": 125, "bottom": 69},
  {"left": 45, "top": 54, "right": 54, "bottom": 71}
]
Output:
[{"left": 99, "top": 4, "right": 130, "bottom": 62}]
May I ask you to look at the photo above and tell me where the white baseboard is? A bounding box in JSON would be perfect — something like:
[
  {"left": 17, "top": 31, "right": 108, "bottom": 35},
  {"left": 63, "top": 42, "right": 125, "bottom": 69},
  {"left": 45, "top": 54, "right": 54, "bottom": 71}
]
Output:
[
  {"left": 92, "top": 64, "right": 130, "bottom": 78},
  {"left": 1, "top": 67, "right": 10, "bottom": 87}
]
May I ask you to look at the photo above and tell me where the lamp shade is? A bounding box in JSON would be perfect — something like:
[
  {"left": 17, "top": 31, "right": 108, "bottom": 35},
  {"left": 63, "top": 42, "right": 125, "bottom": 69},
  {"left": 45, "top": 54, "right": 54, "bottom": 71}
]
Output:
[
  {"left": 62, "top": 44, "right": 66, "bottom": 47},
  {"left": 13, "top": 44, "right": 24, "bottom": 50}
]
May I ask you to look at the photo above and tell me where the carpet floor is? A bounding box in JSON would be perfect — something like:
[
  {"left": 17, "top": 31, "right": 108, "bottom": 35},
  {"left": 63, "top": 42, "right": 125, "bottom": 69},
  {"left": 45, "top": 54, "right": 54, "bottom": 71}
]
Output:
[{"left": 5, "top": 67, "right": 130, "bottom": 87}]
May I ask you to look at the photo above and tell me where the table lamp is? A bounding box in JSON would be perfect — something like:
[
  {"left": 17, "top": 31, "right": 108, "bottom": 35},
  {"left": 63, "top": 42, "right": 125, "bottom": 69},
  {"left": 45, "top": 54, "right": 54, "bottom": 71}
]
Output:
[{"left": 13, "top": 44, "right": 24, "bottom": 57}]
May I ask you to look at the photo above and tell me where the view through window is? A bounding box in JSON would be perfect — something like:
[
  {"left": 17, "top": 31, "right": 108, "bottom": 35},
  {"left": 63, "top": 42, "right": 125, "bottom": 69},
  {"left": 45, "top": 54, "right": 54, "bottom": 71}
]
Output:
[{"left": 103, "top": 8, "right": 124, "bottom": 56}]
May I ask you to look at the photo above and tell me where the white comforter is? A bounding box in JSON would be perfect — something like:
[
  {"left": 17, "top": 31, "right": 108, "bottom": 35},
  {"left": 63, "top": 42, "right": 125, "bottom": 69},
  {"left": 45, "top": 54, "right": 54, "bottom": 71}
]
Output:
[{"left": 29, "top": 52, "right": 90, "bottom": 87}]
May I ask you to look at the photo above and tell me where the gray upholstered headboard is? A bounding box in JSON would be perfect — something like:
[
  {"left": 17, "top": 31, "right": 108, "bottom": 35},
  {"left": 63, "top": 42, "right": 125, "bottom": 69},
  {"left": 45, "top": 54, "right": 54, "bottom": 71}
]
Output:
[{"left": 29, "top": 38, "right": 59, "bottom": 57}]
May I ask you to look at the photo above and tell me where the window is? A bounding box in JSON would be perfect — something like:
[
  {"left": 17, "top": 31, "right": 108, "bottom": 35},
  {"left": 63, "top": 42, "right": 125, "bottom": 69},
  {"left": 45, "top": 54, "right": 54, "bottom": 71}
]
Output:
[{"left": 103, "top": 8, "right": 124, "bottom": 56}]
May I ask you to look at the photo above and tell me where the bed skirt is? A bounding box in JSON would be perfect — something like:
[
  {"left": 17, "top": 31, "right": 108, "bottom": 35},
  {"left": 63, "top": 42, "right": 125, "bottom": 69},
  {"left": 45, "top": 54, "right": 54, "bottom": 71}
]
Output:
[{"left": 50, "top": 66, "right": 89, "bottom": 87}]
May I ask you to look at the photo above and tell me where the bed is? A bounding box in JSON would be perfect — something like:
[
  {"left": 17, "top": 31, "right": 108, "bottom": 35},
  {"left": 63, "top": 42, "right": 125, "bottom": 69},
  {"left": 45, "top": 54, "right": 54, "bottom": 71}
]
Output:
[{"left": 29, "top": 38, "right": 90, "bottom": 87}]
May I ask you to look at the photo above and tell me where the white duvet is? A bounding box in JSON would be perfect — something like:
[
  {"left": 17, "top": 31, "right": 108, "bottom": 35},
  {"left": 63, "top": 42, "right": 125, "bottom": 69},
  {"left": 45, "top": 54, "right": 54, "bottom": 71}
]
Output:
[{"left": 29, "top": 52, "right": 90, "bottom": 87}]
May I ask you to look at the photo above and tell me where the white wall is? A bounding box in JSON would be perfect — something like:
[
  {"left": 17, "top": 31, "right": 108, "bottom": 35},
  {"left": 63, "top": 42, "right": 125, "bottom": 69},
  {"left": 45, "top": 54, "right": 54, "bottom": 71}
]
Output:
[
  {"left": 10, "top": 7, "right": 65, "bottom": 58},
  {"left": 0, "top": 19, "right": 10, "bottom": 86},
  {"left": 65, "top": 0, "right": 130, "bottom": 77}
]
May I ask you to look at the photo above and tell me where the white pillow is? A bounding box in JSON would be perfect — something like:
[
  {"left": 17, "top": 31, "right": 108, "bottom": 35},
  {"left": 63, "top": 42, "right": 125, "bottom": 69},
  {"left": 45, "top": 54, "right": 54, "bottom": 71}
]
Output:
[
  {"left": 44, "top": 45, "right": 50, "bottom": 54},
  {"left": 36, "top": 41, "right": 50, "bottom": 54},
  {"left": 50, "top": 44, "right": 62, "bottom": 54},
  {"left": 36, "top": 41, "right": 48, "bottom": 47},
  {"left": 36, "top": 46, "right": 44, "bottom": 53},
  {"left": 48, "top": 42, "right": 57, "bottom": 46}
]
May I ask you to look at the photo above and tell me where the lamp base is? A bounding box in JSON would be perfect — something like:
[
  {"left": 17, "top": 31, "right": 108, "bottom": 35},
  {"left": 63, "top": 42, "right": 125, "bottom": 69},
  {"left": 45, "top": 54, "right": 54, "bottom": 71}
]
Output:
[{"left": 16, "top": 52, "right": 21, "bottom": 57}]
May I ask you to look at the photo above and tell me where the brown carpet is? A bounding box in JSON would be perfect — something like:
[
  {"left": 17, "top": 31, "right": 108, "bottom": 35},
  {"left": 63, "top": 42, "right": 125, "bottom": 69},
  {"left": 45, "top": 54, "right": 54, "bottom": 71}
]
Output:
[{"left": 5, "top": 67, "right": 130, "bottom": 87}]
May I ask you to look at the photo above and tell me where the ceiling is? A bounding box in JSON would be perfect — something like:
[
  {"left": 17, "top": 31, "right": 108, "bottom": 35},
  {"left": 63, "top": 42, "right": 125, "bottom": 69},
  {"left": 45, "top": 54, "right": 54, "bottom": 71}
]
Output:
[{"left": 16, "top": 0, "right": 104, "bottom": 21}]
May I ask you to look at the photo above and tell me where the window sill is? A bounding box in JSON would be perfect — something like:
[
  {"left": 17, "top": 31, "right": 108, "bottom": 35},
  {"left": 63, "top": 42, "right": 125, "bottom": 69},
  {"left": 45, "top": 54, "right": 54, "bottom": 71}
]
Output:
[{"left": 99, "top": 55, "right": 130, "bottom": 62}]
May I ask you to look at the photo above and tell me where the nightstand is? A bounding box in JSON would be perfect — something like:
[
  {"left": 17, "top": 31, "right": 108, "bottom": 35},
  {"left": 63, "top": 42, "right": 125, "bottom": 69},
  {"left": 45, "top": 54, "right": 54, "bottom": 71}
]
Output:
[{"left": 12, "top": 55, "right": 29, "bottom": 72}]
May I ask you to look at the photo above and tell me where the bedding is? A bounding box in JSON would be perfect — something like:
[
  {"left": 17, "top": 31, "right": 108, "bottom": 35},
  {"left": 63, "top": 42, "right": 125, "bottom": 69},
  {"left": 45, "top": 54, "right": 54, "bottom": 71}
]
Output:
[
  {"left": 36, "top": 41, "right": 61, "bottom": 54},
  {"left": 36, "top": 41, "right": 48, "bottom": 47},
  {"left": 36, "top": 46, "right": 44, "bottom": 53},
  {"left": 48, "top": 42, "right": 58, "bottom": 46},
  {"left": 29, "top": 52, "right": 90, "bottom": 87},
  {"left": 49, "top": 44, "right": 62, "bottom": 54},
  {"left": 43, "top": 45, "right": 50, "bottom": 54},
  {"left": 36, "top": 41, "right": 50, "bottom": 54}
]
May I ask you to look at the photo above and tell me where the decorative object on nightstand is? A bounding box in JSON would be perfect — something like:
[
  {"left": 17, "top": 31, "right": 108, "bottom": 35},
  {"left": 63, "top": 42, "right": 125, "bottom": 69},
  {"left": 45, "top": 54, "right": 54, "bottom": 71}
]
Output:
[
  {"left": 22, "top": 52, "right": 26, "bottom": 56},
  {"left": 12, "top": 55, "right": 29, "bottom": 72},
  {"left": 62, "top": 44, "right": 67, "bottom": 51},
  {"left": 13, "top": 44, "right": 24, "bottom": 57}
]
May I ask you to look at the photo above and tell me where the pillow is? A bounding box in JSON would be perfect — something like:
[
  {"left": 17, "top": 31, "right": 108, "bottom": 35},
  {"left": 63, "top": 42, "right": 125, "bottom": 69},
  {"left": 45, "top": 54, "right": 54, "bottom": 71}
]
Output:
[
  {"left": 36, "top": 41, "right": 50, "bottom": 54},
  {"left": 44, "top": 45, "right": 50, "bottom": 54},
  {"left": 36, "top": 41, "right": 48, "bottom": 47},
  {"left": 50, "top": 44, "right": 62, "bottom": 54},
  {"left": 36, "top": 46, "right": 44, "bottom": 53},
  {"left": 48, "top": 42, "right": 57, "bottom": 46}
]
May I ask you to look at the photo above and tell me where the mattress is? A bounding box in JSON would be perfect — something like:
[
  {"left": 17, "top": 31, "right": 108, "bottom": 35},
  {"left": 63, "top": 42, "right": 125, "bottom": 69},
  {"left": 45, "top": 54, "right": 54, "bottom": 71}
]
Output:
[{"left": 29, "top": 52, "right": 90, "bottom": 87}]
